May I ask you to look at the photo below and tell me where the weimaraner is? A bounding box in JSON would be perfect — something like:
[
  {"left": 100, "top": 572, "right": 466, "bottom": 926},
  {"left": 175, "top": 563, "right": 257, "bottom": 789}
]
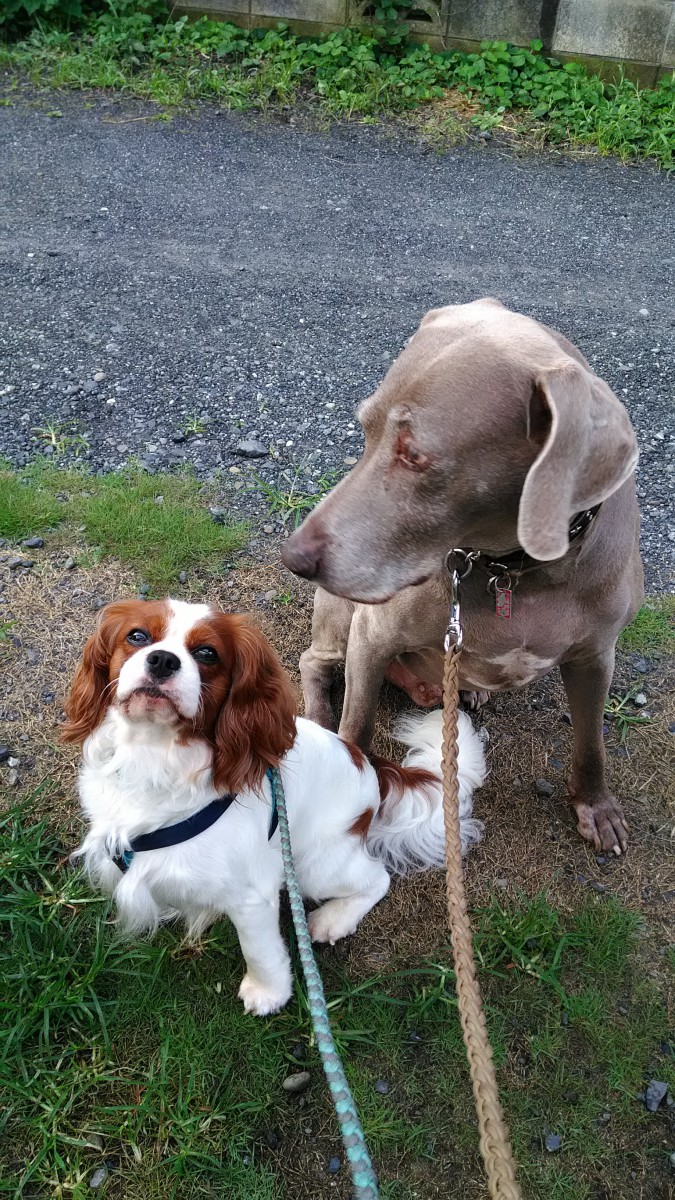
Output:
[{"left": 281, "top": 299, "right": 644, "bottom": 857}]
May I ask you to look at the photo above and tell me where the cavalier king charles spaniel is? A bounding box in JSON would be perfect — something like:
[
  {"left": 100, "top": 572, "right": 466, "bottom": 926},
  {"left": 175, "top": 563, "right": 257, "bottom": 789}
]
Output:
[{"left": 63, "top": 598, "right": 485, "bottom": 1016}]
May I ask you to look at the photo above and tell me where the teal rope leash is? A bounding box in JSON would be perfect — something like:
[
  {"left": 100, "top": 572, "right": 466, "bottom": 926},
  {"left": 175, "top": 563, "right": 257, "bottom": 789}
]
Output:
[{"left": 270, "top": 767, "right": 379, "bottom": 1200}]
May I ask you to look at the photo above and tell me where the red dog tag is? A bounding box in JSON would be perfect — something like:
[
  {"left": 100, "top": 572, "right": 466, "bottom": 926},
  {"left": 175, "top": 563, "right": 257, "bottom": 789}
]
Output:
[{"left": 495, "top": 587, "right": 512, "bottom": 618}]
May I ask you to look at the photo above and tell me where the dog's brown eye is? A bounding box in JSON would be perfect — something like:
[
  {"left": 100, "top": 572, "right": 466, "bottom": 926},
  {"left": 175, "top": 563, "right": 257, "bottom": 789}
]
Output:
[
  {"left": 192, "top": 645, "right": 218, "bottom": 665},
  {"left": 127, "top": 629, "right": 151, "bottom": 646},
  {"left": 395, "top": 430, "right": 430, "bottom": 471}
]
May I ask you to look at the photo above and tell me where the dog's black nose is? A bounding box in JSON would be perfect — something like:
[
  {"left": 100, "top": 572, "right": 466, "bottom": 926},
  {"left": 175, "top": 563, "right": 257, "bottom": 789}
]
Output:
[{"left": 146, "top": 649, "right": 181, "bottom": 680}]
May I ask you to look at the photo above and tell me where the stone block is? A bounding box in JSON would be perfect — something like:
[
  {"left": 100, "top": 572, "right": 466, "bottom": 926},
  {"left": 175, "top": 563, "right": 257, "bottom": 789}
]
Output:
[
  {"left": 663, "top": 5, "right": 675, "bottom": 63},
  {"left": 445, "top": 0, "right": 543, "bottom": 45},
  {"left": 553, "top": 0, "right": 674, "bottom": 65},
  {"left": 251, "top": 0, "right": 347, "bottom": 21},
  {"left": 349, "top": 0, "right": 447, "bottom": 37},
  {"left": 178, "top": 0, "right": 250, "bottom": 14}
]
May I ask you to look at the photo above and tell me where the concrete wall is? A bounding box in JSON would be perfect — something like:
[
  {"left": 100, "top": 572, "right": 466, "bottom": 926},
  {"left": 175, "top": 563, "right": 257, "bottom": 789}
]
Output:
[{"left": 176, "top": 0, "right": 675, "bottom": 85}]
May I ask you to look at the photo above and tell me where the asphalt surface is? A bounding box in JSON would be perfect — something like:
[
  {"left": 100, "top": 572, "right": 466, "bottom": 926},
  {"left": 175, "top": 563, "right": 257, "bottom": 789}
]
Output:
[{"left": 1, "top": 94, "right": 673, "bottom": 588}]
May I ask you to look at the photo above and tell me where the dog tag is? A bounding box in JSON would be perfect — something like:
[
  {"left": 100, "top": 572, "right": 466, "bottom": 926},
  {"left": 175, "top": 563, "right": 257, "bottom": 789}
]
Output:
[{"left": 495, "top": 587, "right": 512, "bottom": 619}]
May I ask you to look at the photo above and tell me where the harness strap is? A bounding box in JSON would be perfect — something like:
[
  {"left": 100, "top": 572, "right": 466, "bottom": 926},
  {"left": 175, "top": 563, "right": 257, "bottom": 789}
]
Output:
[{"left": 113, "top": 769, "right": 279, "bottom": 873}]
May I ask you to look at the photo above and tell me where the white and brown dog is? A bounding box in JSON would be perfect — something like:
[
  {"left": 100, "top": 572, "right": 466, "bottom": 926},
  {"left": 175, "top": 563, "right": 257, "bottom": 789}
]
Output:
[{"left": 64, "top": 598, "right": 486, "bottom": 1016}]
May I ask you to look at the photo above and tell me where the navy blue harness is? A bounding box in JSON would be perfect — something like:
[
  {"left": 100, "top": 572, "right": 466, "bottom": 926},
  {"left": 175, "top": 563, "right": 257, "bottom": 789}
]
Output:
[{"left": 112, "top": 768, "right": 279, "bottom": 873}]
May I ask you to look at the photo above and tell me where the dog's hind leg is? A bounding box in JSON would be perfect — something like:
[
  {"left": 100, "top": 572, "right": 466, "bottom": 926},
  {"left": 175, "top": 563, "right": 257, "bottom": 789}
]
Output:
[{"left": 308, "top": 852, "right": 390, "bottom": 946}]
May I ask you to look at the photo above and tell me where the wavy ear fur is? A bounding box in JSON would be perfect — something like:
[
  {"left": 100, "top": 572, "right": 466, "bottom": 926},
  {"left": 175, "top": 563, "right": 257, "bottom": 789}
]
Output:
[
  {"left": 518, "top": 363, "right": 638, "bottom": 561},
  {"left": 61, "top": 622, "right": 114, "bottom": 744},
  {"left": 212, "top": 619, "right": 297, "bottom": 794},
  {"left": 61, "top": 600, "right": 135, "bottom": 744}
]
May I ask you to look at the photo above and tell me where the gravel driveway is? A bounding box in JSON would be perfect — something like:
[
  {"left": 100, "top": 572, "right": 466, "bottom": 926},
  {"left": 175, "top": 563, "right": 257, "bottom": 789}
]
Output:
[{"left": 1, "top": 95, "right": 673, "bottom": 588}]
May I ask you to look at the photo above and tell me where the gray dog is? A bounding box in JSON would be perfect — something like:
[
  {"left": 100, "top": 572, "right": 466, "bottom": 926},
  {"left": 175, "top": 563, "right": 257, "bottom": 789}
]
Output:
[{"left": 281, "top": 299, "right": 644, "bottom": 857}]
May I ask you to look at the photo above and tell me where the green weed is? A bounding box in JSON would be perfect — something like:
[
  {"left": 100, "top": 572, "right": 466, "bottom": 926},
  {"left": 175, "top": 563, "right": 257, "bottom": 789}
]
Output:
[
  {"left": 180, "top": 413, "right": 208, "bottom": 437},
  {"left": 0, "top": 461, "right": 248, "bottom": 592},
  {"left": 619, "top": 596, "right": 675, "bottom": 655},
  {"left": 1, "top": 14, "right": 674, "bottom": 169},
  {"left": 31, "top": 418, "right": 90, "bottom": 458},
  {"left": 252, "top": 466, "right": 338, "bottom": 528},
  {"left": 604, "top": 687, "right": 653, "bottom": 744}
]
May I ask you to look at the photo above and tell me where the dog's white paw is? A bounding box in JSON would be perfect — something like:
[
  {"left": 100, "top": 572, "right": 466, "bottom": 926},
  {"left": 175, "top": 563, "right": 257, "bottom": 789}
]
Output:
[
  {"left": 308, "top": 899, "right": 361, "bottom": 946},
  {"left": 238, "top": 972, "right": 292, "bottom": 1017}
]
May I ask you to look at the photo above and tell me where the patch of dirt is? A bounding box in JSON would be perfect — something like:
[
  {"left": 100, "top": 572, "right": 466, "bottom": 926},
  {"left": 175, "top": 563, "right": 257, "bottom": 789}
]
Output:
[{"left": 2, "top": 549, "right": 674, "bottom": 1200}]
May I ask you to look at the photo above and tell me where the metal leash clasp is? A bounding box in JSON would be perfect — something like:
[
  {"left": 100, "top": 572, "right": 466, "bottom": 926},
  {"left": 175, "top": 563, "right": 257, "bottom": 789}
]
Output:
[{"left": 443, "top": 549, "right": 479, "bottom": 653}]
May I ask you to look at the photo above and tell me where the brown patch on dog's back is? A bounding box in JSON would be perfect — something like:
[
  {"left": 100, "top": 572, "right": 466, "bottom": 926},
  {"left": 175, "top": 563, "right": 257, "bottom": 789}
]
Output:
[
  {"left": 369, "top": 754, "right": 438, "bottom": 804},
  {"left": 348, "top": 808, "right": 375, "bottom": 841}
]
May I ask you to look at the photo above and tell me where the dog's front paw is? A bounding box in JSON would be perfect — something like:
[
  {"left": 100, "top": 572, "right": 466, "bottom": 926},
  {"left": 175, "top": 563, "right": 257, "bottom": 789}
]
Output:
[
  {"left": 308, "top": 899, "right": 360, "bottom": 945},
  {"left": 238, "top": 972, "right": 292, "bottom": 1017},
  {"left": 572, "top": 791, "right": 629, "bottom": 856}
]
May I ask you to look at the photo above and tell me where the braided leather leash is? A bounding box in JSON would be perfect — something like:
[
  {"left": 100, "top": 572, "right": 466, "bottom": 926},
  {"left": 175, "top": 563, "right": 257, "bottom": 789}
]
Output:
[{"left": 441, "top": 554, "right": 522, "bottom": 1199}]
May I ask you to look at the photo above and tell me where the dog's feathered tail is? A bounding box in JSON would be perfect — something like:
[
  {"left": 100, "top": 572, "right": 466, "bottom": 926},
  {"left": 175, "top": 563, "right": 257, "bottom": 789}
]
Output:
[{"left": 366, "top": 709, "right": 486, "bottom": 874}]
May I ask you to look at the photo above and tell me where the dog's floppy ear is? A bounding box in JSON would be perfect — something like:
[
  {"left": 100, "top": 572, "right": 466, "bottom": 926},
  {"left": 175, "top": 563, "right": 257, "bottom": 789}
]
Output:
[
  {"left": 61, "top": 604, "right": 122, "bottom": 743},
  {"left": 517, "top": 363, "right": 638, "bottom": 561},
  {"left": 212, "top": 619, "right": 297, "bottom": 795}
]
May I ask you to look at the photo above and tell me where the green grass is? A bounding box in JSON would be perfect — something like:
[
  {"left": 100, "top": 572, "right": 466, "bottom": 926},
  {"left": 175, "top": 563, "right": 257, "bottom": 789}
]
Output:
[
  {"left": 1, "top": 8, "right": 674, "bottom": 169},
  {"left": 2, "top": 808, "right": 673, "bottom": 1199},
  {"left": 0, "top": 460, "right": 247, "bottom": 592},
  {"left": 619, "top": 596, "right": 675, "bottom": 655}
]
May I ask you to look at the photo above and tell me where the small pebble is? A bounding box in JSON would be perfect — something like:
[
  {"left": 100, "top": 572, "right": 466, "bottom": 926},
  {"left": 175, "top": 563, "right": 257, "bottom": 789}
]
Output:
[
  {"left": 209, "top": 506, "right": 228, "bottom": 523},
  {"left": 179, "top": 571, "right": 188, "bottom": 584},
  {"left": 327, "top": 1156, "right": 341, "bottom": 1175},
  {"left": 8, "top": 557, "right": 34, "bottom": 569},
  {"left": 496, "top": 878, "right": 508, "bottom": 889},
  {"left": 63, "top": 556, "right": 76, "bottom": 570},
  {"left": 138, "top": 583, "right": 150, "bottom": 596},
  {"left": 8, "top": 757, "right": 20, "bottom": 768},
  {"left": 282, "top": 1071, "right": 311, "bottom": 1094},
  {"left": 0, "top": 747, "right": 11, "bottom": 763},
  {"left": 669, "top": 1151, "right": 675, "bottom": 1170},
  {"left": 235, "top": 438, "right": 268, "bottom": 458},
  {"left": 264, "top": 589, "right": 277, "bottom": 602},
  {"left": 634, "top": 692, "right": 647, "bottom": 707},
  {"left": 407, "top": 1030, "right": 422, "bottom": 1043},
  {"left": 91, "top": 597, "right": 107, "bottom": 610},
  {"left": 263, "top": 524, "right": 274, "bottom": 534},
  {"left": 93, "top": 370, "right": 105, "bottom": 382},
  {"left": 595, "top": 855, "right": 607, "bottom": 866},
  {"left": 645, "top": 1080, "right": 669, "bottom": 1112},
  {"left": 535, "top": 778, "right": 555, "bottom": 797},
  {"left": 22, "top": 536, "right": 44, "bottom": 548},
  {"left": 548, "top": 757, "right": 564, "bottom": 771},
  {"left": 374, "top": 1079, "right": 389, "bottom": 1094},
  {"left": 290, "top": 1042, "right": 306, "bottom": 1060},
  {"left": 89, "top": 1167, "right": 108, "bottom": 1189},
  {"left": 544, "top": 1133, "right": 562, "bottom": 1153},
  {"left": 263, "top": 1127, "right": 282, "bottom": 1150}
]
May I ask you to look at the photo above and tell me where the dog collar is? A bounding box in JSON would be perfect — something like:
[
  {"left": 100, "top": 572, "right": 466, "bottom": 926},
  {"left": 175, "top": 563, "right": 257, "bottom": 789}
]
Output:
[
  {"left": 447, "top": 504, "right": 602, "bottom": 622},
  {"left": 458, "top": 504, "right": 602, "bottom": 586},
  {"left": 112, "top": 769, "right": 279, "bottom": 873}
]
